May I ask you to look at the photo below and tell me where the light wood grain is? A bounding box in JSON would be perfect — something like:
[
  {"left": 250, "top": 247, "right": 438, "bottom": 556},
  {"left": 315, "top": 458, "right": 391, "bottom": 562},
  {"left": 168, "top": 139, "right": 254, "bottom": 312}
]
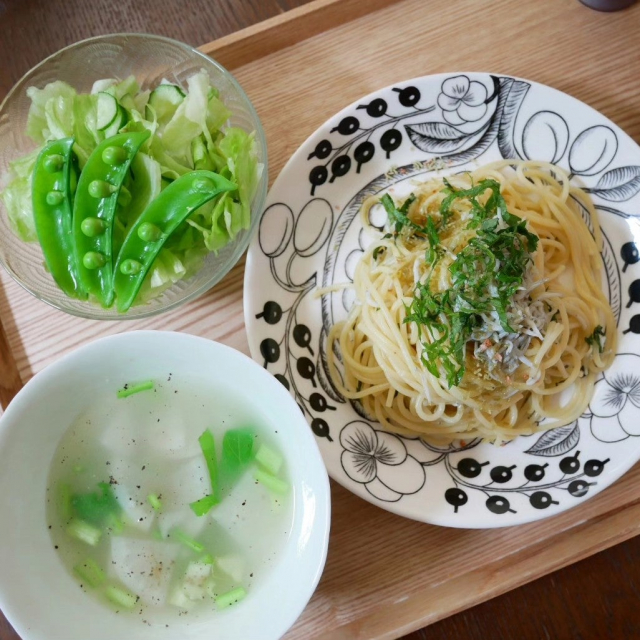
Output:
[
  {"left": 0, "top": 308, "right": 21, "bottom": 410},
  {"left": 200, "top": 0, "right": 399, "bottom": 69},
  {"left": 1, "top": 0, "right": 640, "bottom": 638}
]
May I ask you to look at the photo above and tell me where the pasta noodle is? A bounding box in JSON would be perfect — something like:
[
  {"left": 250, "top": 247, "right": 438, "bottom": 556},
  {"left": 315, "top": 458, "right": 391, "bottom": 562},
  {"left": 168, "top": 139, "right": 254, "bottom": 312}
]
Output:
[{"left": 326, "top": 160, "right": 616, "bottom": 444}]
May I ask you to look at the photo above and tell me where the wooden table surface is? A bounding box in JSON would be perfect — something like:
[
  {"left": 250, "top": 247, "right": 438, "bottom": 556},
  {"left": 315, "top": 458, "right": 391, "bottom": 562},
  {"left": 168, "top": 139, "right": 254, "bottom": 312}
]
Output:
[{"left": 1, "top": 1, "right": 640, "bottom": 639}]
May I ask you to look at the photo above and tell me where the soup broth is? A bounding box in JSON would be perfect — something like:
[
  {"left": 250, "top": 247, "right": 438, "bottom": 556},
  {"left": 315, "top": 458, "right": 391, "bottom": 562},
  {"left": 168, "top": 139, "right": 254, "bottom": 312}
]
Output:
[{"left": 46, "top": 374, "right": 292, "bottom": 625}]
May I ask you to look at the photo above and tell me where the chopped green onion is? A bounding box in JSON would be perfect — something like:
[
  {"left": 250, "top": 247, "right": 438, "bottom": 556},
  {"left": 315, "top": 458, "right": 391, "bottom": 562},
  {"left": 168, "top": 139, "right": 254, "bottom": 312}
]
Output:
[
  {"left": 152, "top": 528, "right": 163, "bottom": 541},
  {"left": 189, "top": 494, "right": 218, "bottom": 517},
  {"left": 253, "top": 468, "right": 289, "bottom": 495},
  {"left": 199, "top": 553, "right": 214, "bottom": 565},
  {"left": 105, "top": 584, "right": 139, "bottom": 610},
  {"left": 73, "top": 558, "right": 106, "bottom": 588},
  {"left": 255, "top": 444, "right": 283, "bottom": 476},
  {"left": 147, "top": 493, "right": 162, "bottom": 512},
  {"left": 215, "top": 586, "right": 247, "bottom": 609},
  {"left": 172, "top": 529, "right": 204, "bottom": 553},
  {"left": 198, "top": 429, "right": 221, "bottom": 504},
  {"left": 105, "top": 513, "right": 126, "bottom": 535},
  {"left": 117, "top": 380, "right": 155, "bottom": 399},
  {"left": 66, "top": 519, "right": 102, "bottom": 546}
]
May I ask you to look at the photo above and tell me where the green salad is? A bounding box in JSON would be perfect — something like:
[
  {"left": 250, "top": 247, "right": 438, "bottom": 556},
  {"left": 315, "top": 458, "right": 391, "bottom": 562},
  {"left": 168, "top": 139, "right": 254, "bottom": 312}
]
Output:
[{"left": 1, "top": 71, "right": 262, "bottom": 311}]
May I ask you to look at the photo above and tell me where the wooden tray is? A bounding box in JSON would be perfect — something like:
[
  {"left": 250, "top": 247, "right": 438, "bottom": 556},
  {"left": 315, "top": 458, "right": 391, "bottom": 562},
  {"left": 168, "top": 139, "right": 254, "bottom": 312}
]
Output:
[{"left": 2, "top": 0, "right": 640, "bottom": 637}]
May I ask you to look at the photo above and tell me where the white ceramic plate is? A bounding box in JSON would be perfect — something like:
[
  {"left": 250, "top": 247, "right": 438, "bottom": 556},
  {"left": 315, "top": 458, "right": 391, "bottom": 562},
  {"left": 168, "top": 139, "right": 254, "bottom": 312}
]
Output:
[{"left": 244, "top": 73, "right": 640, "bottom": 528}]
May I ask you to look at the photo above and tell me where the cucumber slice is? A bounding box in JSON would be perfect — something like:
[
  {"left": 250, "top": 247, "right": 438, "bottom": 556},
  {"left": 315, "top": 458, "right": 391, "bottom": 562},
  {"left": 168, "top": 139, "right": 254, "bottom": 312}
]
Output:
[
  {"left": 149, "top": 84, "right": 185, "bottom": 125},
  {"left": 96, "top": 92, "right": 118, "bottom": 131},
  {"left": 102, "top": 105, "right": 126, "bottom": 138}
]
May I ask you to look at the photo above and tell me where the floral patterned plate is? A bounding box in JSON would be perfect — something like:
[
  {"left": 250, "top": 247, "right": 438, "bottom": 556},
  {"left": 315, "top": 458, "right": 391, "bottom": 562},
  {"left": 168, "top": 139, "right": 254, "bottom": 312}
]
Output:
[{"left": 244, "top": 73, "right": 640, "bottom": 528}]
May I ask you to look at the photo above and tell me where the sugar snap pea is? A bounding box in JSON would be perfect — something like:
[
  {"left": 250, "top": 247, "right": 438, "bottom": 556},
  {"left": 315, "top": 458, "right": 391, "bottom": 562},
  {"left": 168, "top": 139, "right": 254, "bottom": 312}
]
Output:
[
  {"left": 113, "top": 170, "right": 236, "bottom": 312},
  {"left": 72, "top": 131, "right": 150, "bottom": 308},
  {"left": 32, "top": 137, "right": 86, "bottom": 299}
]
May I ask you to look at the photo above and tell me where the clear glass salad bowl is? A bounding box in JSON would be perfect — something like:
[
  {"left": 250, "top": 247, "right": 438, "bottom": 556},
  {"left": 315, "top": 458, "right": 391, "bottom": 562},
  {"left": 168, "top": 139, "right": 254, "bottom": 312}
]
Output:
[{"left": 0, "top": 33, "right": 267, "bottom": 320}]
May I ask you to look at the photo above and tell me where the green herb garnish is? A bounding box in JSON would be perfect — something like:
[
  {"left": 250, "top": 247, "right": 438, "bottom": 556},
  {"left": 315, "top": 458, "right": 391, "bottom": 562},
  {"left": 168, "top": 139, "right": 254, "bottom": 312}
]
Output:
[
  {"left": 380, "top": 193, "right": 421, "bottom": 235},
  {"left": 586, "top": 325, "right": 606, "bottom": 353},
  {"left": 383, "top": 178, "right": 539, "bottom": 387}
]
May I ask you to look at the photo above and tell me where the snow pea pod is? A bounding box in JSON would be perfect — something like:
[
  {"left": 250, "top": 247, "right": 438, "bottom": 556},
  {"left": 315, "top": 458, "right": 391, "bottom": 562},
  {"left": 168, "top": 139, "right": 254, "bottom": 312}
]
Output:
[
  {"left": 32, "top": 137, "right": 86, "bottom": 299},
  {"left": 73, "top": 130, "right": 150, "bottom": 308},
  {"left": 113, "top": 170, "right": 236, "bottom": 312}
]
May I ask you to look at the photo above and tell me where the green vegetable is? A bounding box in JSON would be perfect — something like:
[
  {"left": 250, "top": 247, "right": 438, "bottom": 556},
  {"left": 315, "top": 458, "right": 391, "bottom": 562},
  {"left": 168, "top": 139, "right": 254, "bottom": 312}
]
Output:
[
  {"left": 222, "top": 429, "right": 255, "bottom": 472},
  {"left": 212, "top": 127, "right": 260, "bottom": 241},
  {"left": 26, "top": 81, "right": 76, "bottom": 145},
  {"left": 2, "top": 72, "right": 263, "bottom": 311},
  {"left": 189, "top": 495, "right": 218, "bottom": 517},
  {"left": 161, "top": 71, "right": 228, "bottom": 156},
  {"left": 104, "top": 75, "right": 140, "bottom": 103},
  {"left": 586, "top": 325, "right": 606, "bottom": 353},
  {"left": 102, "top": 105, "right": 127, "bottom": 139},
  {"left": 113, "top": 170, "right": 235, "bottom": 312},
  {"left": 73, "top": 558, "right": 106, "bottom": 588},
  {"left": 117, "top": 380, "right": 155, "bottom": 398},
  {"left": 197, "top": 428, "right": 221, "bottom": 505},
  {"left": 215, "top": 586, "right": 247, "bottom": 609},
  {"left": 1, "top": 149, "right": 40, "bottom": 241},
  {"left": 105, "top": 513, "right": 126, "bottom": 535},
  {"left": 147, "top": 493, "right": 162, "bottom": 512},
  {"left": 105, "top": 584, "right": 138, "bottom": 610},
  {"left": 199, "top": 553, "right": 215, "bottom": 565},
  {"left": 72, "top": 130, "right": 150, "bottom": 307},
  {"left": 253, "top": 468, "right": 289, "bottom": 495},
  {"left": 66, "top": 519, "right": 102, "bottom": 546},
  {"left": 399, "top": 179, "right": 539, "bottom": 387},
  {"left": 254, "top": 444, "right": 282, "bottom": 476},
  {"left": 32, "top": 137, "right": 85, "bottom": 298},
  {"left": 148, "top": 84, "right": 185, "bottom": 125},
  {"left": 96, "top": 92, "right": 119, "bottom": 131},
  {"left": 380, "top": 193, "right": 420, "bottom": 235},
  {"left": 172, "top": 529, "right": 205, "bottom": 553},
  {"left": 71, "top": 482, "right": 120, "bottom": 527}
]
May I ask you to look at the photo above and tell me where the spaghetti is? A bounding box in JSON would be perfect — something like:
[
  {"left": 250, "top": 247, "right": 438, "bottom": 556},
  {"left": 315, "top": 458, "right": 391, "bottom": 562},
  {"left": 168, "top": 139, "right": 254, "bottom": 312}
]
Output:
[{"left": 326, "top": 161, "right": 616, "bottom": 444}]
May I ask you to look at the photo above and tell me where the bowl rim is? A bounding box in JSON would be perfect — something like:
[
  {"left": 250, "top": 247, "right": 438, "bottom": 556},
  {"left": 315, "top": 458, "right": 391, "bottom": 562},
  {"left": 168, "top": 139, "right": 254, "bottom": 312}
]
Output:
[
  {"left": 0, "top": 330, "right": 331, "bottom": 640},
  {"left": 0, "top": 32, "right": 268, "bottom": 321}
]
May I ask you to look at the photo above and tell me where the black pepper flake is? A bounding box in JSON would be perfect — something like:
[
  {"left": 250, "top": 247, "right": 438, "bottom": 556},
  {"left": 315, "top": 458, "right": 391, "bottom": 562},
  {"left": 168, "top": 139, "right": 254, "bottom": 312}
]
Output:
[
  {"left": 142, "top": 466, "right": 146, "bottom": 471},
  {"left": 54, "top": 545, "right": 58, "bottom": 549}
]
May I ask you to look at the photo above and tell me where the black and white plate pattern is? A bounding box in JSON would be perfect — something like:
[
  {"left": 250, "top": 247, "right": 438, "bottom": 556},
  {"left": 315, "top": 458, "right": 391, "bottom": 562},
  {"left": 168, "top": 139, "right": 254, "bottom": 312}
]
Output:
[{"left": 244, "top": 73, "right": 640, "bottom": 527}]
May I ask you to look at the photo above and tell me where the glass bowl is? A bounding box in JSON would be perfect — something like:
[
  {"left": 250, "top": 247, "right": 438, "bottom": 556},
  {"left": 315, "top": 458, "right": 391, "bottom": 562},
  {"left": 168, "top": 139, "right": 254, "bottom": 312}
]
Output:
[{"left": 0, "top": 33, "right": 267, "bottom": 320}]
